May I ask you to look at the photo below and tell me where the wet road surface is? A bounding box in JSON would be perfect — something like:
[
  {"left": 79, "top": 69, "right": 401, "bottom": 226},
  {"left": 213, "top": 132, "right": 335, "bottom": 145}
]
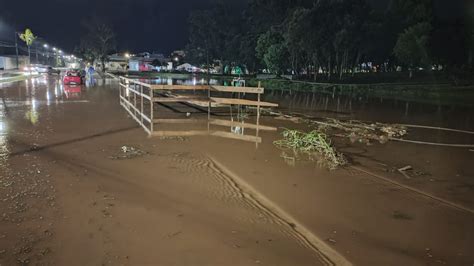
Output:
[{"left": 0, "top": 75, "right": 473, "bottom": 265}]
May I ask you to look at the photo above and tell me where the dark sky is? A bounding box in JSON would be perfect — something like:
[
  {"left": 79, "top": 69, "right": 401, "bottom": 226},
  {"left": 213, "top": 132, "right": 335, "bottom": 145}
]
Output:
[
  {"left": 0, "top": 0, "right": 219, "bottom": 54},
  {"left": 0, "top": 0, "right": 468, "bottom": 55}
]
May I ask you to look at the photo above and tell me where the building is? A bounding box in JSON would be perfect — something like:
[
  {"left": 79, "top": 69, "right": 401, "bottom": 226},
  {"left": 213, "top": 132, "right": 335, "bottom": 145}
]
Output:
[
  {"left": 107, "top": 52, "right": 168, "bottom": 72},
  {"left": 0, "top": 55, "right": 30, "bottom": 70},
  {"left": 105, "top": 54, "right": 129, "bottom": 72}
]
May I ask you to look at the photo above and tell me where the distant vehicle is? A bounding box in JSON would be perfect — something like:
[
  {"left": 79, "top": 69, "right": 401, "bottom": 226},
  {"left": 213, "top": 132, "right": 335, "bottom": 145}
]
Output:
[
  {"left": 46, "top": 66, "right": 60, "bottom": 75},
  {"left": 63, "top": 70, "right": 83, "bottom": 85},
  {"left": 23, "top": 64, "right": 60, "bottom": 75}
]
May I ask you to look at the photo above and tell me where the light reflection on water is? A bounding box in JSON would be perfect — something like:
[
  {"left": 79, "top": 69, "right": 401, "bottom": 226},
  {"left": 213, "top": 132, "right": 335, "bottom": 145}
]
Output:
[
  {"left": 0, "top": 110, "right": 9, "bottom": 165},
  {"left": 24, "top": 77, "right": 40, "bottom": 125},
  {"left": 145, "top": 77, "right": 220, "bottom": 86},
  {"left": 137, "top": 77, "right": 474, "bottom": 130}
]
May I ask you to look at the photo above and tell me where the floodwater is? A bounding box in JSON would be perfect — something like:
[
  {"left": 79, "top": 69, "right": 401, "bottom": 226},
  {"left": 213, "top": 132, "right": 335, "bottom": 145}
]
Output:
[{"left": 0, "top": 75, "right": 473, "bottom": 265}]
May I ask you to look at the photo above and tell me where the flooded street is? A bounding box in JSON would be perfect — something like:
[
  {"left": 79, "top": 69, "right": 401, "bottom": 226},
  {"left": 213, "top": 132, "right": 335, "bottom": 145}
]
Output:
[{"left": 1, "top": 75, "right": 473, "bottom": 265}]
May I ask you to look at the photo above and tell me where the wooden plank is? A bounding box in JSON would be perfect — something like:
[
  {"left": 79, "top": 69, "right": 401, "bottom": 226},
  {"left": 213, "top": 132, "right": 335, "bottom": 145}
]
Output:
[
  {"left": 209, "top": 119, "right": 277, "bottom": 131},
  {"left": 153, "top": 119, "right": 202, "bottom": 124},
  {"left": 210, "top": 131, "right": 262, "bottom": 143},
  {"left": 211, "top": 85, "right": 264, "bottom": 94},
  {"left": 151, "top": 130, "right": 209, "bottom": 137},
  {"left": 210, "top": 97, "right": 278, "bottom": 107},
  {"left": 151, "top": 130, "right": 261, "bottom": 143},
  {"left": 153, "top": 96, "right": 209, "bottom": 103},
  {"left": 150, "top": 84, "right": 209, "bottom": 91}
]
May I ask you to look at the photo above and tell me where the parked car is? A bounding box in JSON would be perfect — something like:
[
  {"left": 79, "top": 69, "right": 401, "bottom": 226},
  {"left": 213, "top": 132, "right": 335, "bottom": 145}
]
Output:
[
  {"left": 63, "top": 70, "right": 82, "bottom": 85},
  {"left": 63, "top": 84, "right": 82, "bottom": 99}
]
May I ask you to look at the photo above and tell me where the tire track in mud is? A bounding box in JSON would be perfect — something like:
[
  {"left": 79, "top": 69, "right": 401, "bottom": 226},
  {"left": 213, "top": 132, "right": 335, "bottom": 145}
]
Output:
[{"left": 168, "top": 152, "right": 351, "bottom": 266}]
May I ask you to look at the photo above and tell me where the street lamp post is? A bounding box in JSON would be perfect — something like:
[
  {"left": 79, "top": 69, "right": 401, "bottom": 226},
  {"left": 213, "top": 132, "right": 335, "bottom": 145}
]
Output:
[
  {"left": 43, "top": 44, "right": 49, "bottom": 65},
  {"left": 14, "top": 31, "right": 19, "bottom": 69}
]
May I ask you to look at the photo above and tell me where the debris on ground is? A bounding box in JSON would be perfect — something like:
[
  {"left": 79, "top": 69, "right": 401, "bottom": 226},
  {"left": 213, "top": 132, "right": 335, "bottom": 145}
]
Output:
[
  {"left": 392, "top": 210, "right": 414, "bottom": 220},
  {"left": 274, "top": 129, "right": 346, "bottom": 170},
  {"left": 279, "top": 152, "right": 296, "bottom": 167},
  {"left": 274, "top": 115, "right": 301, "bottom": 123},
  {"left": 309, "top": 118, "right": 407, "bottom": 145},
  {"left": 385, "top": 165, "right": 430, "bottom": 179},
  {"left": 159, "top": 136, "right": 188, "bottom": 141},
  {"left": 263, "top": 109, "right": 407, "bottom": 145},
  {"left": 398, "top": 165, "right": 413, "bottom": 179},
  {"left": 167, "top": 231, "right": 182, "bottom": 238},
  {"left": 109, "top": 146, "right": 148, "bottom": 160}
]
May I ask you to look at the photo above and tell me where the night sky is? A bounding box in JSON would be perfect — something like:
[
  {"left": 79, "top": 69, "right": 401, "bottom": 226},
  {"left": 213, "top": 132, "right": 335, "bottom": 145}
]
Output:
[
  {"left": 0, "top": 0, "right": 467, "bottom": 55},
  {"left": 0, "top": 0, "right": 220, "bottom": 54}
]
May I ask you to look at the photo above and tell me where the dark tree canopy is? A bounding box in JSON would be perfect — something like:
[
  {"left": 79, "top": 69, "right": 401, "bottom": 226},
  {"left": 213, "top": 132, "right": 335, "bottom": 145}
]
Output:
[{"left": 185, "top": 0, "right": 473, "bottom": 80}]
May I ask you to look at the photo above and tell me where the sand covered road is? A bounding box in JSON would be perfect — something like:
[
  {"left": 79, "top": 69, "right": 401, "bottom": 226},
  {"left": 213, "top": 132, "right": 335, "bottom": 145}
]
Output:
[{"left": 1, "top": 76, "right": 473, "bottom": 265}]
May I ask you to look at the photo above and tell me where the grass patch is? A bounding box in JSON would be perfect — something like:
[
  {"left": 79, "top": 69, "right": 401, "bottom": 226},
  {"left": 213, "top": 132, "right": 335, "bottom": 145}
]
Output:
[{"left": 274, "top": 129, "right": 346, "bottom": 169}]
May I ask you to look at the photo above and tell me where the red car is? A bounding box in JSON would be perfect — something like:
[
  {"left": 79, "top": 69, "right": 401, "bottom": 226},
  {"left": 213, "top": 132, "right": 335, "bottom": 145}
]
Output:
[
  {"left": 63, "top": 85, "right": 82, "bottom": 99},
  {"left": 63, "top": 71, "right": 83, "bottom": 85}
]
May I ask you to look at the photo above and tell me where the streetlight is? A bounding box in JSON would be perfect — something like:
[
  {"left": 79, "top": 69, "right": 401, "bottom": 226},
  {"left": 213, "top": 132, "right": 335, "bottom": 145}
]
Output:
[
  {"left": 43, "top": 44, "right": 48, "bottom": 48},
  {"left": 124, "top": 53, "right": 130, "bottom": 58}
]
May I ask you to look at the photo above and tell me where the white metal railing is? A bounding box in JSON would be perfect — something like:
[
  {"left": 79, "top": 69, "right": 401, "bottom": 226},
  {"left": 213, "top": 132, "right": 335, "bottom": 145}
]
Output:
[
  {"left": 118, "top": 76, "right": 154, "bottom": 134},
  {"left": 112, "top": 73, "right": 278, "bottom": 143}
]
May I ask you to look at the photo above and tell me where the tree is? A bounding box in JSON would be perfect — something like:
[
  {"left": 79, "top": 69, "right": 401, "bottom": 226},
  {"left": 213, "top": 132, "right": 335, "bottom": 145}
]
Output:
[
  {"left": 186, "top": 10, "right": 221, "bottom": 69},
  {"left": 186, "top": 1, "right": 244, "bottom": 72},
  {"left": 19, "top": 28, "right": 36, "bottom": 63},
  {"left": 80, "top": 18, "right": 116, "bottom": 71},
  {"left": 285, "top": 7, "right": 310, "bottom": 77},
  {"left": 74, "top": 44, "right": 96, "bottom": 65},
  {"left": 264, "top": 43, "right": 288, "bottom": 74},
  {"left": 393, "top": 22, "right": 431, "bottom": 78},
  {"left": 256, "top": 30, "right": 288, "bottom": 74}
]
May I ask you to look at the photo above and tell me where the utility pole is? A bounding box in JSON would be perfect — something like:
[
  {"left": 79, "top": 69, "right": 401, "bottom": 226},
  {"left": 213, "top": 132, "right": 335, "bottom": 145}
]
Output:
[
  {"left": 35, "top": 42, "right": 39, "bottom": 64},
  {"left": 14, "top": 31, "right": 19, "bottom": 69}
]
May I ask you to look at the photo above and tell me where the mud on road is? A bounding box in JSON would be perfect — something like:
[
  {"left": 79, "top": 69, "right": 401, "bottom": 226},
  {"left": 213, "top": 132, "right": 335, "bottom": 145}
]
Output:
[{"left": 1, "top": 75, "right": 473, "bottom": 265}]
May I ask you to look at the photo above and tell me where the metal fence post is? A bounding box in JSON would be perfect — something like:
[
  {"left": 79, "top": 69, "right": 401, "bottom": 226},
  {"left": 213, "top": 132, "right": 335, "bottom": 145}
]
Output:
[
  {"left": 149, "top": 86, "right": 154, "bottom": 134},
  {"left": 140, "top": 84, "right": 144, "bottom": 125},
  {"left": 134, "top": 84, "right": 137, "bottom": 117}
]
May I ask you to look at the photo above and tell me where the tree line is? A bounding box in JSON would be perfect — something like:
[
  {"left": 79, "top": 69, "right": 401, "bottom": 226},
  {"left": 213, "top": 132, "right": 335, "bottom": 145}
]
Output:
[{"left": 185, "top": 0, "right": 474, "bottom": 80}]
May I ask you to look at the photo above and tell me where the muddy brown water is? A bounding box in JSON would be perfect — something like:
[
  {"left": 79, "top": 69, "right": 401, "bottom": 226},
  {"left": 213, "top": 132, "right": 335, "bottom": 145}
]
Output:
[{"left": 0, "top": 75, "right": 473, "bottom": 265}]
